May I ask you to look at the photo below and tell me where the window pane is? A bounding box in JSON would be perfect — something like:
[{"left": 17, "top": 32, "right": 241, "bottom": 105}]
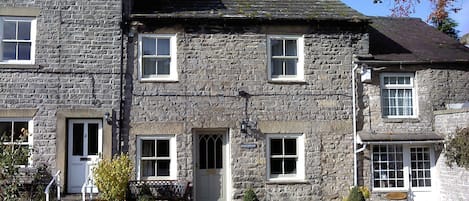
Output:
[
  {"left": 271, "top": 59, "right": 283, "bottom": 76},
  {"left": 3, "top": 21, "right": 16, "bottom": 40},
  {"left": 199, "top": 138, "right": 206, "bottom": 169},
  {"left": 142, "top": 160, "right": 155, "bottom": 177},
  {"left": 13, "top": 121, "right": 28, "bottom": 142},
  {"left": 18, "top": 42, "right": 31, "bottom": 60},
  {"left": 18, "top": 22, "right": 31, "bottom": 40},
  {"left": 284, "top": 158, "right": 296, "bottom": 174},
  {"left": 142, "top": 37, "right": 156, "bottom": 55},
  {"left": 15, "top": 145, "right": 29, "bottom": 165},
  {"left": 72, "top": 124, "right": 84, "bottom": 156},
  {"left": 3, "top": 42, "right": 17, "bottom": 60},
  {"left": 270, "top": 139, "right": 282, "bottom": 155},
  {"left": 284, "top": 139, "right": 296, "bottom": 155},
  {"left": 270, "top": 158, "right": 282, "bottom": 174},
  {"left": 157, "top": 59, "right": 170, "bottom": 75},
  {"left": 157, "top": 160, "right": 170, "bottom": 176},
  {"left": 156, "top": 140, "right": 169, "bottom": 157},
  {"left": 87, "top": 123, "right": 98, "bottom": 155},
  {"left": 157, "top": 39, "right": 170, "bottom": 55},
  {"left": 271, "top": 39, "right": 283, "bottom": 56},
  {"left": 208, "top": 137, "right": 215, "bottom": 169},
  {"left": 142, "top": 140, "right": 155, "bottom": 157},
  {"left": 0, "top": 122, "right": 13, "bottom": 142},
  {"left": 285, "top": 40, "right": 297, "bottom": 56},
  {"left": 216, "top": 137, "right": 223, "bottom": 168},
  {"left": 143, "top": 58, "right": 156, "bottom": 76},
  {"left": 285, "top": 59, "right": 297, "bottom": 75}
]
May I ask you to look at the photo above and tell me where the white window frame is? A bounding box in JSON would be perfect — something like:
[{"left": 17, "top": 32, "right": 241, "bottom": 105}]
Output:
[
  {"left": 267, "top": 35, "right": 305, "bottom": 82},
  {"left": 266, "top": 133, "right": 305, "bottom": 181},
  {"left": 0, "top": 16, "right": 36, "bottom": 64},
  {"left": 371, "top": 144, "right": 435, "bottom": 192},
  {"left": 138, "top": 34, "right": 178, "bottom": 82},
  {"left": 136, "top": 135, "right": 177, "bottom": 180},
  {"left": 380, "top": 73, "right": 418, "bottom": 118},
  {"left": 0, "top": 118, "right": 34, "bottom": 167}
]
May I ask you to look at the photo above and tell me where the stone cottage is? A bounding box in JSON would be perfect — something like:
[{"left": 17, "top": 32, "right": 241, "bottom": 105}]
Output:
[
  {"left": 125, "top": 0, "right": 368, "bottom": 200},
  {"left": 355, "top": 17, "right": 469, "bottom": 201},
  {"left": 0, "top": 0, "right": 122, "bottom": 194}
]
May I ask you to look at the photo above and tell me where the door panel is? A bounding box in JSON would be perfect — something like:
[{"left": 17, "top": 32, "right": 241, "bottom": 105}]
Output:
[
  {"left": 409, "top": 146, "right": 437, "bottom": 201},
  {"left": 196, "top": 134, "right": 225, "bottom": 201},
  {"left": 67, "top": 119, "right": 102, "bottom": 193}
]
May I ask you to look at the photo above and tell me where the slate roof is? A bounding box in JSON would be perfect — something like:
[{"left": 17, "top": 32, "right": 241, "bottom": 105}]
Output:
[
  {"left": 366, "top": 17, "right": 469, "bottom": 63},
  {"left": 131, "top": 0, "right": 367, "bottom": 21}
]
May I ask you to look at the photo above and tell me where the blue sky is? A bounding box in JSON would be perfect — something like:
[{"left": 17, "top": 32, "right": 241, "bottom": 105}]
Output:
[{"left": 342, "top": 0, "right": 469, "bottom": 37}]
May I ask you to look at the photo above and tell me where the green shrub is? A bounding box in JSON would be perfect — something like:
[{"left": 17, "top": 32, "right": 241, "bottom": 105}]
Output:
[
  {"left": 243, "top": 188, "right": 258, "bottom": 201},
  {"left": 0, "top": 135, "right": 29, "bottom": 201},
  {"left": 346, "top": 186, "right": 365, "bottom": 201},
  {"left": 445, "top": 127, "right": 469, "bottom": 168},
  {"left": 93, "top": 153, "right": 133, "bottom": 201}
]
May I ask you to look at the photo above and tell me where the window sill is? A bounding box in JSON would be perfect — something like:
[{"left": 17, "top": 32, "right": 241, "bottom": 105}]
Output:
[
  {"left": 268, "top": 79, "right": 307, "bottom": 84},
  {"left": 382, "top": 118, "right": 420, "bottom": 123},
  {"left": 139, "top": 79, "right": 179, "bottom": 83},
  {"left": 0, "top": 64, "right": 40, "bottom": 69},
  {"left": 265, "top": 179, "right": 308, "bottom": 185}
]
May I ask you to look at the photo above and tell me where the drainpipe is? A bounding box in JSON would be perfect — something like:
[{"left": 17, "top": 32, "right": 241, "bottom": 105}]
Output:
[{"left": 351, "top": 60, "right": 359, "bottom": 187}]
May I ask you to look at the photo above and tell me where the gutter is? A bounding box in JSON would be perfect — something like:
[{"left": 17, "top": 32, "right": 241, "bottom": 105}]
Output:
[{"left": 354, "top": 59, "right": 469, "bottom": 65}]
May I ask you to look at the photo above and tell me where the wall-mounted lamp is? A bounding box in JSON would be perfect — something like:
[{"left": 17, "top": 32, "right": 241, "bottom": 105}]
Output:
[
  {"left": 104, "top": 112, "right": 113, "bottom": 125},
  {"left": 239, "top": 90, "right": 258, "bottom": 137}
]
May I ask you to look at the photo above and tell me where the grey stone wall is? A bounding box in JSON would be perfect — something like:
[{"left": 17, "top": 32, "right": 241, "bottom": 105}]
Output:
[
  {"left": 0, "top": 0, "right": 121, "bottom": 169},
  {"left": 434, "top": 110, "right": 469, "bottom": 201},
  {"left": 126, "top": 23, "right": 368, "bottom": 200}
]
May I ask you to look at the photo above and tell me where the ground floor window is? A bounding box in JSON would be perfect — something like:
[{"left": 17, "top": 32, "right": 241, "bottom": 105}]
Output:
[
  {"left": 136, "top": 135, "right": 177, "bottom": 180},
  {"left": 372, "top": 144, "right": 434, "bottom": 191},
  {"left": 0, "top": 118, "right": 33, "bottom": 166},
  {"left": 266, "top": 133, "right": 305, "bottom": 181}
]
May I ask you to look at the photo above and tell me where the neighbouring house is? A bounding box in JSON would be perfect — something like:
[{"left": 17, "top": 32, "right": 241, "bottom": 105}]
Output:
[
  {"left": 355, "top": 17, "right": 469, "bottom": 201},
  {"left": 0, "top": 0, "right": 121, "bottom": 194},
  {"left": 125, "top": 0, "right": 368, "bottom": 200}
]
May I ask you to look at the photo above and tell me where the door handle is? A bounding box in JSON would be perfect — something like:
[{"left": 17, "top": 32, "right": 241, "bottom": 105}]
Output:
[{"left": 80, "top": 157, "right": 91, "bottom": 161}]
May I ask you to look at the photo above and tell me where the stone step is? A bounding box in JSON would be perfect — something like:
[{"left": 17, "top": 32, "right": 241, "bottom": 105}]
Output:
[{"left": 60, "top": 193, "right": 99, "bottom": 201}]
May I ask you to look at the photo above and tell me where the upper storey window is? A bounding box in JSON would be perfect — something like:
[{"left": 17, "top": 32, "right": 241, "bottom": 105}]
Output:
[
  {"left": 138, "top": 34, "right": 177, "bottom": 82},
  {"left": 268, "top": 35, "right": 304, "bottom": 82},
  {"left": 0, "top": 17, "right": 36, "bottom": 64},
  {"left": 380, "top": 73, "right": 417, "bottom": 118}
]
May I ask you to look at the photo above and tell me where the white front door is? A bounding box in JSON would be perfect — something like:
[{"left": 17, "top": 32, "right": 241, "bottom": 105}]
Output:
[
  {"left": 196, "top": 133, "right": 226, "bottom": 201},
  {"left": 67, "top": 119, "right": 102, "bottom": 193},
  {"left": 408, "top": 146, "right": 438, "bottom": 201}
]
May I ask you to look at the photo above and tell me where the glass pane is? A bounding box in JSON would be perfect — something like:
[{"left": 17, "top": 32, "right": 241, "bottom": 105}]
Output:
[
  {"left": 271, "top": 59, "right": 283, "bottom": 76},
  {"left": 18, "top": 22, "right": 31, "bottom": 40},
  {"left": 13, "top": 121, "right": 28, "bottom": 142},
  {"left": 270, "top": 139, "right": 282, "bottom": 155},
  {"left": 3, "top": 21, "right": 16, "bottom": 40},
  {"left": 157, "top": 39, "right": 170, "bottom": 55},
  {"left": 199, "top": 137, "right": 206, "bottom": 169},
  {"left": 284, "top": 158, "right": 296, "bottom": 174},
  {"left": 285, "top": 40, "right": 297, "bottom": 56},
  {"left": 18, "top": 42, "right": 31, "bottom": 60},
  {"left": 142, "top": 160, "right": 155, "bottom": 177},
  {"left": 3, "top": 42, "right": 17, "bottom": 60},
  {"left": 0, "top": 122, "right": 13, "bottom": 142},
  {"left": 271, "top": 39, "right": 283, "bottom": 56},
  {"left": 143, "top": 58, "right": 156, "bottom": 76},
  {"left": 72, "top": 124, "right": 84, "bottom": 156},
  {"left": 216, "top": 137, "right": 223, "bottom": 168},
  {"left": 157, "top": 59, "right": 170, "bottom": 75},
  {"left": 15, "top": 145, "right": 29, "bottom": 165},
  {"left": 87, "top": 123, "right": 98, "bottom": 155},
  {"left": 157, "top": 160, "right": 170, "bottom": 176},
  {"left": 156, "top": 140, "right": 169, "bottom": 157},
  {"left": 285, "top": 59, "right": 297, "bottom": 75},
  {"left": 207, "top": 137, "right": 215, "bottom": 169},
  {"left": 397, "top": 180, "right": 404, "bottom": 187},
  {"left": 284, "top": 139, "right": 296, "bottom": 155},
  {"left": 142, "top": 140, "right": 155, "bottom": 157},
  {"left": 142, "top": 37, "right": 156, "bottom": 55},
  {"left": 270, "top": 158, "right": 282, "bottom": 174}
]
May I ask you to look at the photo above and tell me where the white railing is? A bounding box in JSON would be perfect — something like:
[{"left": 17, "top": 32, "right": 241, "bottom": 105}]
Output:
[
  {"left": 45, "top": 170, "right": 61, "bottom": 201},
  {"left": 81, "top": 170, "right": 96, "bottom": 201}
]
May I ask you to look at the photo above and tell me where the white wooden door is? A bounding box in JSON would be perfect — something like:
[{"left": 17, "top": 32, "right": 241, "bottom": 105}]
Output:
[
  {"left": 408, "top": 146, "right": 438, "bottom": 201},
  {"left": 196, "top": 134, "right": 226, "bottom": 201},
  {"left": 67, "top": 119, "right": 102, "bottom": 193}
]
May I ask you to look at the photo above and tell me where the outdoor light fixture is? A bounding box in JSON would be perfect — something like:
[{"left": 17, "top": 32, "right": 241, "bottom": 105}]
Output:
[
  {"left": 239, "top": 90, "right": 258, "bottom": 136},
  {"left": 104, "top": 112, "right": 113, "bottom": 125}
]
